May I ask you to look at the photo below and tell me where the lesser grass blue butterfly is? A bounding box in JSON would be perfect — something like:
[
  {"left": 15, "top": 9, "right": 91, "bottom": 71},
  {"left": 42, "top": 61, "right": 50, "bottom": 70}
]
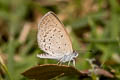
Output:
[{"left": 37, "top": 11, "right": 78, "bottom": 66}]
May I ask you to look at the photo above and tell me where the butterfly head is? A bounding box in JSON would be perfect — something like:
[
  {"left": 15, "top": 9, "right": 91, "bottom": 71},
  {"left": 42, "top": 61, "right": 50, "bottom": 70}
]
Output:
[{"left": 72, "top": 50, "right": 78, "bottom": 60}]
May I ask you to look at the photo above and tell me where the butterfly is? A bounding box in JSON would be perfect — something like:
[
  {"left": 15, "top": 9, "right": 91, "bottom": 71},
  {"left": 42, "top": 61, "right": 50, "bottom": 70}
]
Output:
[{"left": 37, "top": 11, "right": 78, "bottom": 66}]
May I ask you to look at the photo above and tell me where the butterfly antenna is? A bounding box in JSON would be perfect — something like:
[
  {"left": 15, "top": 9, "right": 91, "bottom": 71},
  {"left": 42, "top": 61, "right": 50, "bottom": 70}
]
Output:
[{"left": 75, "top": 49, "right": 95, "bottom": 53}]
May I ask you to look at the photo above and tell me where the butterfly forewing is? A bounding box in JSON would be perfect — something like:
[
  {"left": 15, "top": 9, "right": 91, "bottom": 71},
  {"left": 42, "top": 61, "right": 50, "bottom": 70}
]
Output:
[{"left": 37, "top": 11, "right": 73, "bottom": 56}]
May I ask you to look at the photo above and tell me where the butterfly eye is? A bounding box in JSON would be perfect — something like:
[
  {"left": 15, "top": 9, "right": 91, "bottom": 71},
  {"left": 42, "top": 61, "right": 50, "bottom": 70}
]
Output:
[{"left": 73, "top": 51, "right": 78, "bottom": 58}]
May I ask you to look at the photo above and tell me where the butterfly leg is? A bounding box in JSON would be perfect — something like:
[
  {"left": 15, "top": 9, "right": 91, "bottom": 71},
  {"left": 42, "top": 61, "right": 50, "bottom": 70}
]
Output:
[
  {"left": 57, "top": 58, "right": 63, "bottom": 65},
  {"left": 68, "top": 60, "right": 71, "bottom": 66},
  {"left": 59, "top": 62, "right": 62, "bottom": 65},
  {"left": 57, "top": 61, "right": 60, "bottom": 65},
  {"left": 68, "top": 56, "right": 74, "bottom": 66},
  {"left": 72, "top": 59, "right": 76, "bottom": 66},
  {"left": 57, "top": 61, "right": 62, "bottom": 65}
]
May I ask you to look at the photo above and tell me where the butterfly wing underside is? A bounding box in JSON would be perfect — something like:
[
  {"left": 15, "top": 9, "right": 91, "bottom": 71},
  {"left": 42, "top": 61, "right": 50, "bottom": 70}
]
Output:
[{"left": 37, "top": 11, "right": 73, "bottom": 57}]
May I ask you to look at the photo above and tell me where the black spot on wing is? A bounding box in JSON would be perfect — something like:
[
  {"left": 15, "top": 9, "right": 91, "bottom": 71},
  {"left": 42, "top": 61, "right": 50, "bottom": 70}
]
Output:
[
  {"left": 43, "top": 39, "right": 45, "bottom": 42},
  {"left": 53, "top": 29, "right": 57, "bottom": 32},
  {"left": 61, "top": 35, "right": 63, "bottom": 37}
]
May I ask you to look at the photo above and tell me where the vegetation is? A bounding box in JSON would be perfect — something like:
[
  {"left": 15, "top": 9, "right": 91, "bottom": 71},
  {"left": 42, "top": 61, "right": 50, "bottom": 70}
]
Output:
[{"left": 0, "top": 0, "right": 120, "bottom": 80}]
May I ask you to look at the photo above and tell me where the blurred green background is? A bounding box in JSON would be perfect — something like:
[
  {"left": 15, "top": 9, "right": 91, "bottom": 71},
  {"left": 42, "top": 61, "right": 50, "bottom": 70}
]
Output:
[{"left": 0, "top": 0, "right": 120, "bottom": 80}]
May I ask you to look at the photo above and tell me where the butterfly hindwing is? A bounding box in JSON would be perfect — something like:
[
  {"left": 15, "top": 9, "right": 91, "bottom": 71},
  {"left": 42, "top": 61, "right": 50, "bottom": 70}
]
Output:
[{"left": 37, "top": 11, "right": 73, "bottom": 56}]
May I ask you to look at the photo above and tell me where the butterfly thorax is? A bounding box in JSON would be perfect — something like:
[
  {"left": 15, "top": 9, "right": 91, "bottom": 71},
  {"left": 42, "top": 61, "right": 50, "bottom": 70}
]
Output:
[{"left": 59, "top": 50, "right": 78, "bottom": 63}]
